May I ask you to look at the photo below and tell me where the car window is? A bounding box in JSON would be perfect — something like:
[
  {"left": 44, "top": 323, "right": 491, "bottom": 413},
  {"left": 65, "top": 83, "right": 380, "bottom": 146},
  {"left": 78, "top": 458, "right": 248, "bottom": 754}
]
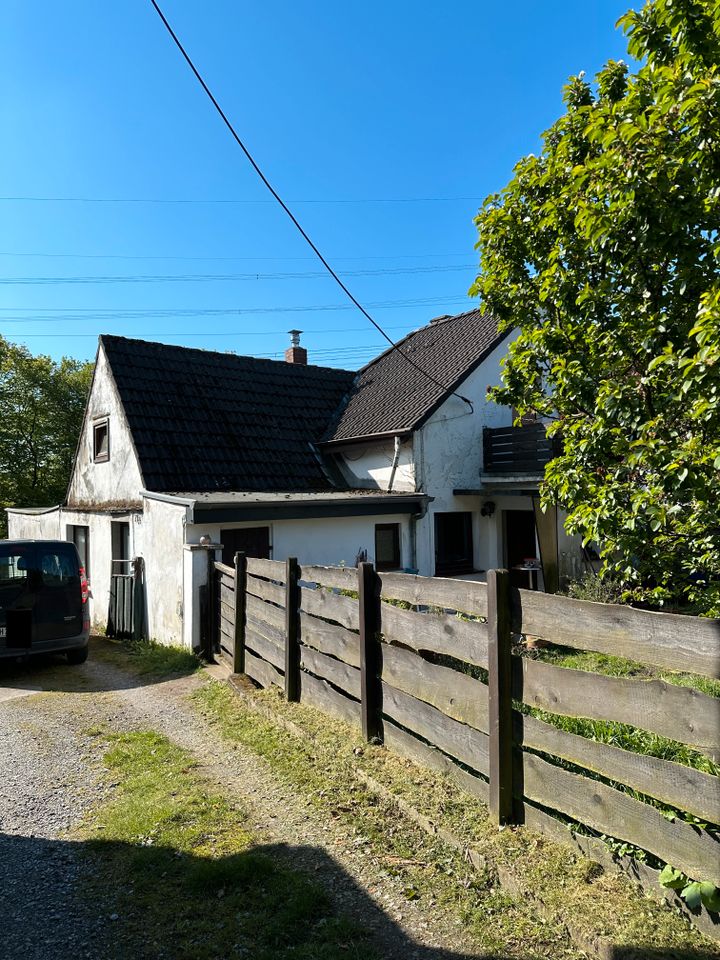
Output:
[
  {"left": 38, "top": 547, "right": 78, "bottom": 586},
  {"left": 0, "top": 553, "right": 29, "bottom": 584}
]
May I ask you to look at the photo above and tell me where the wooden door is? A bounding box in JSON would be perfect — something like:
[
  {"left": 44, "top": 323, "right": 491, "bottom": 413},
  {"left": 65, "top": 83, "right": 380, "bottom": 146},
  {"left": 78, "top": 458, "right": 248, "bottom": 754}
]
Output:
[
  {"left": 221, "top": 527, "right": 271, "bottom": 566},
  {"left": 503, "top": 510, "right": 537, "bottom": 588}
]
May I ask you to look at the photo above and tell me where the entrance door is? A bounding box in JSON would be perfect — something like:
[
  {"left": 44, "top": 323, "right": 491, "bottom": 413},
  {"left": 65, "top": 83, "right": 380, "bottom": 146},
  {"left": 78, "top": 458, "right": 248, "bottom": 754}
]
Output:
[
  {"left": 434, "top": 512, "right": 474, "bottom": 576},
  {"left": 221, "top": 527, "right": 271, "bottom": 566},
  {"left": 503, "top": 510, "right": 538, "bottom": 588}
]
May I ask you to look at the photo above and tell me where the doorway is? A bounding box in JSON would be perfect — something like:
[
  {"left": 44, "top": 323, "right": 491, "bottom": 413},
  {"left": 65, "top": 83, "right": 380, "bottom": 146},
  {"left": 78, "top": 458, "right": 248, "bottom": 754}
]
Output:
[
  {"left": 221, "top": 527, "right": 271, "bottom": 566},
  {"left": 503, "top": 510, "right": 537, "bottom": 588},
  {"left": 434, "top": 512, "right": 474, "bottom": 576}
]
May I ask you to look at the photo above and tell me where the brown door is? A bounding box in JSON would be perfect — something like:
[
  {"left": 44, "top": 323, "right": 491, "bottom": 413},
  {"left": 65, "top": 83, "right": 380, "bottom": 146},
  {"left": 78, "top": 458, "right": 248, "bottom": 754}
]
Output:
[
  {"left": 503, "top": 510, "right": 537, "bottom": 588},
  {"left": 221, "top": 527, "right": 271, "bottom": 566}
]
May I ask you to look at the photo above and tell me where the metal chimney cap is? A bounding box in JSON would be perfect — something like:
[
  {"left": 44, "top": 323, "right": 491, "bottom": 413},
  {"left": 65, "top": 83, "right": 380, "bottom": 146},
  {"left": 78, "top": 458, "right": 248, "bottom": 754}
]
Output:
[{"left": 288, "top": 329, "right": 303, "bottom": 347}]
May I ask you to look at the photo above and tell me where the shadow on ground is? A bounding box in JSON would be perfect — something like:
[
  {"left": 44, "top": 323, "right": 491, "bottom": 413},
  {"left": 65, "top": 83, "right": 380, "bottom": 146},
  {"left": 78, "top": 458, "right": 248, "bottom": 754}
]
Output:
[
  {"left": 0, "top": 635, "right": 198, "bottom": 697},
  {"left": 0, "top": 831, "right": 715, "bottom": 960}
]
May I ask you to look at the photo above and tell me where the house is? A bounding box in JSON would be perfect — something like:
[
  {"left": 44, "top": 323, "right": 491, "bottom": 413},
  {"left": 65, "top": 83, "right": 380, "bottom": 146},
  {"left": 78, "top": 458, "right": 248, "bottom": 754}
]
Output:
[{"left": 6, "top": 310, "right": 584, "bottom": 648}]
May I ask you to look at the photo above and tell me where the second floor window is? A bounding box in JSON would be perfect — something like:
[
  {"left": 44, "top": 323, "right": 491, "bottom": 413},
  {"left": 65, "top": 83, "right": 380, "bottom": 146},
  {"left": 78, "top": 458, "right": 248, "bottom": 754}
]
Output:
[{"left": 93, "top": 418, "right": 109, "bottom": 462}]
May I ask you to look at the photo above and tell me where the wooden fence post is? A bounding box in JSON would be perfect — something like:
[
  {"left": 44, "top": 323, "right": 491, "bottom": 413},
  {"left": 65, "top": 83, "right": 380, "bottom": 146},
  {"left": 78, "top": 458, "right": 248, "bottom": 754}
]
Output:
[
  {"left": 487, "top": 568, "right": 514, "bottom": 825},
  {"left": 204, "top": 549, "right": 217, "bottom": 662},
  {"left": 358, "top": 561, "right": 383, "bottom": 743},
  {"left": 285, "top": 557, "right": 301, "bottom": 702},
  {"left": 233, "top": 551, "right": 247, "bottom": 674}
]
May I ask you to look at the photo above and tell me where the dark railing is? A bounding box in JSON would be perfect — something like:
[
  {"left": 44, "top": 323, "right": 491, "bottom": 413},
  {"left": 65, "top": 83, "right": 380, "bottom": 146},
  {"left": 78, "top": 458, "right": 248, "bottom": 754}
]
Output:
[{"left": 482, "top": 422, "right": 559, "bottom": 474}]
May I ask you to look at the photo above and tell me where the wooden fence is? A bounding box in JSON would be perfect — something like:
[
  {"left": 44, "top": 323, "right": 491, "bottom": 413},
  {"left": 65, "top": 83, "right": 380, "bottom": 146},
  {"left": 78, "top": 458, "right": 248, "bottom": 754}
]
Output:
[{"left": 212, "top": 556, "right": 720, "bottom": 887}]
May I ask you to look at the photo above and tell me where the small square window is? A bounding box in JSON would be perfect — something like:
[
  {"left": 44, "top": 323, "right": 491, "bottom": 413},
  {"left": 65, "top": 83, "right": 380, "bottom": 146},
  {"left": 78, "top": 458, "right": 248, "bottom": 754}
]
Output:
[
  {"left": 93, "top": 419, "right": 109, "bottom": 462},
  {"left": 375, "top": 523, "right": 400, "bottom": 571}
]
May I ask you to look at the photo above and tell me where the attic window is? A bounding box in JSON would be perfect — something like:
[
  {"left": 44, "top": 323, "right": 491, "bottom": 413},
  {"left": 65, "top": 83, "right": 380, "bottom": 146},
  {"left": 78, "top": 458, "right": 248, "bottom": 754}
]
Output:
[{"left": 93, "top": 418, "right": 109, "bottom": 462}]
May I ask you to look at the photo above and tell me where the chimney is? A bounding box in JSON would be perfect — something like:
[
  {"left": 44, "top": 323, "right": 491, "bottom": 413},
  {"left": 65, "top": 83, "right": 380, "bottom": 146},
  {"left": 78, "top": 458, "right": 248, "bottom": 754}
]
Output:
[{"left": 285, "top": 329, "right": 307, "bottom": 365}]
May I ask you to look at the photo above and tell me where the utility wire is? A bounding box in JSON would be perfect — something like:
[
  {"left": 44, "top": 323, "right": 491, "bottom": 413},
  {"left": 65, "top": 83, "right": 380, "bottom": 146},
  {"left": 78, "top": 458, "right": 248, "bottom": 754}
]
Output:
[
  {"left": 0, "top": 250, "right": 468, "bottom": 263},
  {"left": 147, "top": 0, "right": 473, "bottom": 409},
  {"left": 0, "top": 195, "right": 481, "bottom": 205}
]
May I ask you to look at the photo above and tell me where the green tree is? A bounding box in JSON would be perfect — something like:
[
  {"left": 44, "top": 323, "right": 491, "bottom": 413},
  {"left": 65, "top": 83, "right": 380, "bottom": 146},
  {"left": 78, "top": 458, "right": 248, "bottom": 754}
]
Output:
[
  {"left": 0, "top": 337, "right": 92, "bottom": 537},
  {"left": 471, "top": 0, "right": 720, "bottom": 614}
]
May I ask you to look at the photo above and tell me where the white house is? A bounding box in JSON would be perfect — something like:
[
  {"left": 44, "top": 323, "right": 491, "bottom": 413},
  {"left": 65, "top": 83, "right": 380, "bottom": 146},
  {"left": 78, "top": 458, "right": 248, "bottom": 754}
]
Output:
[{"left": 7, "top": 310, "right": 585, "bottom": 648}]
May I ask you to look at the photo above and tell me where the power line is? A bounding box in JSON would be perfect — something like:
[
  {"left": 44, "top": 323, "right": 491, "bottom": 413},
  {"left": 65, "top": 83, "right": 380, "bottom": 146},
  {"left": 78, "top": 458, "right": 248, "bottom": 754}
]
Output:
[
  {"left": 0, "top": 263, "right": 475, "bottom": 286},
  {"left": 0, "top": 250, "right": 468, "bottom": 263},
  {"left": 146, "top": 0, "right": 473, "bottom": 410},
  {"left": 0, "top": 294, "right": 472, "bottom": 323},
  {"left": 0, "top": 195, "right": 482, "bottom": 205}
]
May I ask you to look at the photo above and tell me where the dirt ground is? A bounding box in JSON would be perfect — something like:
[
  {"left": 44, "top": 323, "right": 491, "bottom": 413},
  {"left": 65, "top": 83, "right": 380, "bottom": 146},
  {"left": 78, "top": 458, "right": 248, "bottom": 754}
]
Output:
[{"left": 0, "top": 639, "right": 513, "bottom": 960}]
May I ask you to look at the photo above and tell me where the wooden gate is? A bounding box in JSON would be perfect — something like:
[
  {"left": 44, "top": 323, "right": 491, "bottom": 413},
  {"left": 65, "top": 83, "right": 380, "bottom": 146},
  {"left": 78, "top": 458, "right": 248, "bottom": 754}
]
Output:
[
  {"left": 107, "top": 557, "right": 144, "bottom": 640},
  {"left": 208, "top": 554, "right": 246, "bottom": 668}
]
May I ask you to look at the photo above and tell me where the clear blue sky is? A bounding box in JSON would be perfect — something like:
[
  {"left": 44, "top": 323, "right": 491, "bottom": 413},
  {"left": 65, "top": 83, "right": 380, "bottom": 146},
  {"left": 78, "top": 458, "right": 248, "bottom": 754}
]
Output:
[{"left": 1, "top": 1, "right": 631, "bottom": 368}]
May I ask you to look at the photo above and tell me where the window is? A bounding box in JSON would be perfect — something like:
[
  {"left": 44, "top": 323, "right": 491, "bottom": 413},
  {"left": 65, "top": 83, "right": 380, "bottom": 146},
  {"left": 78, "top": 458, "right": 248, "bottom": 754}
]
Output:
[
  {"left": 375, "top": 523, "right": 400, "bottom": 571},
  {"left": 93, "top": 418, "right": 109, "bottom": 462},
  {"left": 67, "top": 525, "right": 90, "bottom": 577},
  {"left": 39, "top": 547, "right": 78, "bottom": 587},
  {"left": 434, "top": 512, "right": 474, "bottom": 576}
]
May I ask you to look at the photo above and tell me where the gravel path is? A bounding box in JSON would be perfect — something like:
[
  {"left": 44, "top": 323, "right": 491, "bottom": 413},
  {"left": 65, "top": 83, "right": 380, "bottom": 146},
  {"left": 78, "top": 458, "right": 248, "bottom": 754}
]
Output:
[{"left": 0, "top": 645, "right": 490, "bottom": 960}]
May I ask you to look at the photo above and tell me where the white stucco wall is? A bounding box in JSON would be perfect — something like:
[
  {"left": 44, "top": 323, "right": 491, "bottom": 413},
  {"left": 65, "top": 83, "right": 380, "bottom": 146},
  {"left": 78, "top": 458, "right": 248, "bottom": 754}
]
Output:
[
  {"left": 66, "top": 344, "right": 144, "bottom": 507},
  {"left": 187, "top": 514, "right": 414, "bottom": 572},
  {"left": 332, "top": 439, "right": 416, "bottom": 492},
  {"left": 138, "top": 496, "right": 185, "bottom": 644}
]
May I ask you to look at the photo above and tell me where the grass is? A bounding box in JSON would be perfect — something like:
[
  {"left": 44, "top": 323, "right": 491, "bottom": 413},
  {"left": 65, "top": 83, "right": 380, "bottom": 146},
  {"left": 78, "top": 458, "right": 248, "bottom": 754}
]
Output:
[
  {"left": 92, "top": 636, "right": 202, "bottom": 676},
  {"left": 193, "top": 678, "right": 720, "bottom": 957},
  {"left": 79, "top": 729, "right": 375, "bottom": 960}
]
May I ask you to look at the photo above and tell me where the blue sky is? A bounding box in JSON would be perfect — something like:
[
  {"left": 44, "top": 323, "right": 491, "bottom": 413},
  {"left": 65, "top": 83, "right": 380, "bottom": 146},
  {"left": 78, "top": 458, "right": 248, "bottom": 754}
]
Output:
[{"left": 1, "top": 1, "right": 631, "bottom": 368}]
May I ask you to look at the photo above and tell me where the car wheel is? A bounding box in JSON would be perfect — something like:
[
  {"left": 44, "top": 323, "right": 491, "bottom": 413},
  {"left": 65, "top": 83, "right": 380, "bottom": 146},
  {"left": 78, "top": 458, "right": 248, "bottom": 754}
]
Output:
[{"left": 66, "top": 646, "right": 89, "bottom": 665}]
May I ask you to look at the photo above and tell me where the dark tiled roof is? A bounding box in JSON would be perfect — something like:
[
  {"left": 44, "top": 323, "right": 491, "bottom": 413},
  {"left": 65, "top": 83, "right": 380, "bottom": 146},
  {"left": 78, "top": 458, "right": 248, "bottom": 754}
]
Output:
[
  {"left": 100, "top": 336, "right": 356, "bottom": 493},
  {"left": 322, "top": 309, "right": 505, "bottom": 443}
]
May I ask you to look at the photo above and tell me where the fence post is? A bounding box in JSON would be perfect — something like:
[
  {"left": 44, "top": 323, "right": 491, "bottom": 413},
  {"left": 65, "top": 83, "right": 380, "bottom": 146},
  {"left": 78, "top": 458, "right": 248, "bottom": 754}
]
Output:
[
  {"left": 358, "top": 561, "right": 383, "bottom": 743},
  {"left": 487, "top": 568, "right": 514, "bottom": 825},
  {"left": 233, "top": 552, "right": 247, "bottom": 674},
  {"left": 285, "top": 557, "right": 301, "bottom": 702},
  {"left": 204, "top": 549, "right": 217, "bottom": 661}
]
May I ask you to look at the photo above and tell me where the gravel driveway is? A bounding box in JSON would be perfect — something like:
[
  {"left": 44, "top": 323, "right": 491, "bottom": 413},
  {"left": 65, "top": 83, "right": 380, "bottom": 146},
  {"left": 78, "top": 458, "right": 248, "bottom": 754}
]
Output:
[{"left": 0, "top": 643, "right": 489, "bottom": 960}]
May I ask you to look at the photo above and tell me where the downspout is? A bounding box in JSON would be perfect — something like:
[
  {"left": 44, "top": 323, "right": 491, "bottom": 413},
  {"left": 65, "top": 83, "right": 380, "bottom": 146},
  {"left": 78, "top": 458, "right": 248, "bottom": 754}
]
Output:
[
  {"left": 409, "top": 499, "right": 430, "bottom": 574},
  {"left": 387, "top": 435, "right": 402, "bottom": 493}
]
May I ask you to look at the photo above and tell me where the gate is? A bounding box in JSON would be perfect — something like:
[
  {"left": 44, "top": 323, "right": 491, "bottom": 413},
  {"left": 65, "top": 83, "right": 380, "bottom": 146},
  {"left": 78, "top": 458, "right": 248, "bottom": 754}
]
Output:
[{"left": 108, "top": 557, "right": 145, "bottom": 640}]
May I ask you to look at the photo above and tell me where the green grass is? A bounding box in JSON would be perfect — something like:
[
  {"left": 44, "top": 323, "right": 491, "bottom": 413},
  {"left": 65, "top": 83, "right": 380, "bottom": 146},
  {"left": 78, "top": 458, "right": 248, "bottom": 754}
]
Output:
[
  {"left": 93, "top": 636, "right": 202, "bottom": 676},
  {"left": 193, "top": 679, "right": 720, "bottom": 958},
  {"left": 80, "top": 730, "right": 374, "bottom": 960}
]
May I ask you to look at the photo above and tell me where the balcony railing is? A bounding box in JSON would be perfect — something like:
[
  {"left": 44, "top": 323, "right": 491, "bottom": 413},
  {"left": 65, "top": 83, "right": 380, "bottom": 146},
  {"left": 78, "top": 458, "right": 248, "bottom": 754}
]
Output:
[{"left": 482, "top": 423, "right": 559, "bottom": 474}]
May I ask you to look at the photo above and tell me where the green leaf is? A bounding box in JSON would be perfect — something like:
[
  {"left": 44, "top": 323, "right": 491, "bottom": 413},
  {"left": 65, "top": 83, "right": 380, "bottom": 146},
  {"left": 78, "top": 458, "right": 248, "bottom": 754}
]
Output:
[
  {"left": 699, "top": 883, "right": 720, "bottom": 913},
  {"left": 681, "top": 882, "right": 704, "bottom": 910},
  {"left": 659, "top": 864, "right": 687, "bottom": 890}
]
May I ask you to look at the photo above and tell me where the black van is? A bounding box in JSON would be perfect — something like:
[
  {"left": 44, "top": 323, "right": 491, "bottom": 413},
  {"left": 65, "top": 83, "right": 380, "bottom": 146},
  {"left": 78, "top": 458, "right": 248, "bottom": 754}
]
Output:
[{"left": 0, "top": 540, "right": 90, "bottom": 663}]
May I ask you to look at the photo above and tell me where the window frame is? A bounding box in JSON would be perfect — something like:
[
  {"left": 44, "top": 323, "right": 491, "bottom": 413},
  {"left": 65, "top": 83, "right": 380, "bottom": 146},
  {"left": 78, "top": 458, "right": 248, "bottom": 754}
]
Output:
[
  {"left": 93, "top": 417, "right": 110, "bottom": 463},
  {"left": 374, "top": 523, "right": 401, "bottom": 572}
]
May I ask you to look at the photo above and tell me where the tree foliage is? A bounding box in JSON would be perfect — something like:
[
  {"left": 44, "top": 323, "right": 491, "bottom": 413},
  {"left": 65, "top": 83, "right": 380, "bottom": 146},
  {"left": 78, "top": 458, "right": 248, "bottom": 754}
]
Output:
[
  {"left": 471, "top": 0, "right": 720, "bottom": 614},
  {"left": 0, "top": 337, "right": 92, "bottom": 536}
]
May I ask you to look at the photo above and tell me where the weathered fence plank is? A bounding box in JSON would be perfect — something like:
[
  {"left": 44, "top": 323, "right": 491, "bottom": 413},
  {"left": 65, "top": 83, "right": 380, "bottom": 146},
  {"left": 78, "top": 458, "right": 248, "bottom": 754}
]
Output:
[
  {"left": 245, "top": 627, "right": 285, "bottom": 672},
  {"left": 300, "top": 585, "right": 359, "bottom": 631},
  {"left": 299, "top": 564, "right": 358, "bottom": 592},
  {"left": 380, "top": 572, "right": 488, "bottom": 617},
  {"left": 380, "top": 642, "right": 489, "bottom": 732},
  {"left": 246, "top": 557, "right": 286, "bottom": 582},
  {"left": 246, "top": 575, "right": 285, "bottom": 607},
  {"left": 245, "top": 649, "right": 284, "bottom": 690},
  {"left": 381, "top": 682, "right": 490, "bottom": 777},
  {"left": 383, "top": 718, "right": 490, "bottom": 803},
  {"left": 516, "top": 710, "right": 720, "bottom": 826},
  {"left": 380, "top": 602, "right": 489, "bottom": 668},
  {"left": 301, "top": 670, "right": 361, "bottom": 727},
  {"left": 514, "top": 656, "right": 720, "bottom": 759},
  {"left": 512, "top": 589, "right": 720, "bottom": 680},
  {"left": 245, "top": 615, "right": 285, "bottom": 650},
  {"left": 299, "top": 612, "right": 360, "bottom": 668},
  {"left": 220, "top": 583, "right": 235, "bottom": 609},
  {"left": 521, "top": 751, "right": 720, "bottom": 885},
  {"left": 214, "top": 561, "right": 234, "bottom": 577},
  {"left": 246, "top": 594, "right": 286, "bottom": 635},
  {"left": 300, "top": 645, "right": 361, "bottom": 699}
]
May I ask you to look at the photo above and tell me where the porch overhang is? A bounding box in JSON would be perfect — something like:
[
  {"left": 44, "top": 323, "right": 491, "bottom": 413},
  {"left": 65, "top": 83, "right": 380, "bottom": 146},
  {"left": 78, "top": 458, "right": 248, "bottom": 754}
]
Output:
[{"left": 142, "top": 489, "right": 431, "bottom": 524}]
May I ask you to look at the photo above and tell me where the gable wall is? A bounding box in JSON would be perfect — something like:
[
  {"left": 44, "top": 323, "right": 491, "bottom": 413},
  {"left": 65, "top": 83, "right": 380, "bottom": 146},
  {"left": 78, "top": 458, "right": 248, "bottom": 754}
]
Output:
[{"left": 67, "top": 344, "right": 144, "bottom": 507}]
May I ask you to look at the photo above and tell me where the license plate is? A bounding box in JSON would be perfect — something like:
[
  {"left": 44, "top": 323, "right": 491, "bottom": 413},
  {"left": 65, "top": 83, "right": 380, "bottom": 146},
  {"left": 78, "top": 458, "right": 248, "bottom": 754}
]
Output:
[{"left": 0, "top": 626, "right": 6, "bottom": 639}]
